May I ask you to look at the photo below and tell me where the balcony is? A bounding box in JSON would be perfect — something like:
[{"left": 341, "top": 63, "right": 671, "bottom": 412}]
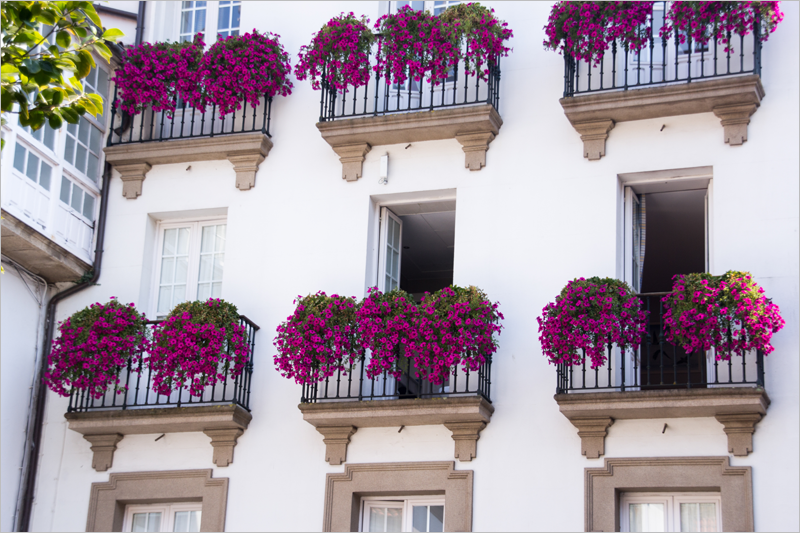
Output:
[
  {"left": 554, "top": 294, "right": 769, "bottom": 459},
  {"left": 64, "top": 316, "right": 259, "bottom": 470},
  {"left": 560, "top": 1, "right": 765, "bottom": 159},
  {"left": 298, "top": 352, "right": 494, "bottom": 464},
  {"left": 103, "top": 93, "right": 275, "bottom": 198},
  {"left": 316, "top": 36, "right": 503, "bottom": 180}
]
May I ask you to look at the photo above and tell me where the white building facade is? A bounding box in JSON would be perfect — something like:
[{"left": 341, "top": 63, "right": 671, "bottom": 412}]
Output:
[{"left": 4, "top": 1, "right": 798, "bottom": 532}]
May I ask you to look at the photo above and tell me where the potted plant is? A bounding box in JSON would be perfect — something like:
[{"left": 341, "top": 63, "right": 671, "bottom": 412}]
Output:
[
  {"left": 149, "top": 298, "right": 248, "bottom": 397},
  {"left": 199, "top": 29, "right": 293, "bottom": 117},
  {"left": 410, "top": 285, "right": 503, "bottom": 385},
  {"left": 113, "top": 35, "right": 204, "bottom": 116},
  {"left": 273, "top": 291, "right": 360, "bottom": 384},
  {"left": 356, "top": 287, "right": 418, "bottom": 379},
  {"left": 438, "top": 2, "right": 513, "bottom": 80},
  {"left": 662, "top": 271, "right": 784, "bottom": 358},
  {"left": 45, "top": 298, "right": 149, "bottom": 398},
  {"left": 295, "top": 12, "right": 375, "bottom": 91},
  {"left": 537, "top": 277, "right": 648, "bottom": 368}
]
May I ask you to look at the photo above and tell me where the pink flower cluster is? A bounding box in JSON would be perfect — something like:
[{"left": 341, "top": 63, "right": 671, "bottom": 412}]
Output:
[
  {"left": 544, "top": 1, "right": 654, "bottom": 64},
  {"left": 114, "top": 37, "right": 205, "bottom": 117},
  {"left": 295, "top": 13, "right": 375, "bottom": 91},
  {"left": 537, "top": 277, "right": 648, "bottom": 368},
  {"left": 662, "top": 272, "right": 784, "bottom": 359},
  {"left": 273, "top": 292, "right": 361, "bottom": 385},
  {"left": 273, "top": 286, "right": 503, "bottom": 386},
  {"left": 661, "top": 1, "right": 784, "bottom": 52},
  {"left": 409, "top": 286, "right": 503, "bottom": 385},
  {"left": 149, "top": 299, "right": 248, "bottom": 397},
  {"left": 114, "top": 31, "right": 293, "bottom": 118},
  {"left": 356, "top": 288, "right": 418, "bottom": 379},
  {"left": 199, "top": 30, "right": 293, "bottom": 117},
  {"left": 45, "top": 298, "right": 148, "bottom": 399}
]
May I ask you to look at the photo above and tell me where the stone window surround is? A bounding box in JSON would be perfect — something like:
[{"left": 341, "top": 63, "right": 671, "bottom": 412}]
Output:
[
  {"left": 323, "top": 462, "right": 473, "bottom": 532},
  {"left": 560, "top": 74, "right": 764, "bottom": 160},
  {"left": 585, "top": 456, "right": 753, "bottom": 532},
  {"left": 86, "top": 469, "right": 228, "bottom": 532}
]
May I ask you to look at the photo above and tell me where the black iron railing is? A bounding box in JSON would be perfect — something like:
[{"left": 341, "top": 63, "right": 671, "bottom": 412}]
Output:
[
  {"left": 563, "top": 2, "right": 762, "bottom": 97},
  {"left": 107, "top": 89, "right": 273, "bottom": 146},
  {"left": 556, "top": 293, "right": 765, "bottom": 394},
  {"left": 67, "top": 315, "right": 260, "bottom": 412},
  {"left": 301, "top": 348, "right": 492, "bottom": 403},
  {"left": 319, "top": 35, "right": 501, "bottom": 122}
]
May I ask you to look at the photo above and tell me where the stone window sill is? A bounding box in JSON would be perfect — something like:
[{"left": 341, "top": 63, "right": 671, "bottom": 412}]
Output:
[
  {"left": 560, "top": 74, "right": 764, "bottom": 159},
  {"left": 65, "top": 404, "right": 251, "bottom": 471},
  {"left": 103, "top": 132, "right": 272, "bottom": 198},
  {"left": 555, "top": 387, "right": 770, "bottom": 458},
  {"left": 316, "top": 104, "right": 503, "bottom": 181},
  {"left": 298, "top": 396, "right": 494, "bottom": 464}
]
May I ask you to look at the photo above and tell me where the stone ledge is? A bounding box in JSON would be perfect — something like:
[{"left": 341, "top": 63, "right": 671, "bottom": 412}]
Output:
[
  {"left": 103, "top": 132, "right": 273, "bottom": 198},
  {"left": 1, "top": 209, "right": 90, "bottom": 282},
  {"left": 555, "top": 387, "right": 769, "bottom": 458},
  {"left": 299, "top": 396, "right": 494, "bottom": 464},
  {"left": 65, "top": 404, "right": 252, "bottom": 469},
  {"left": 316, "top": 104, "right": 503, "bottom": 180},
  {"left": 560, "top": 74, "right": 765, "bottom": 159}
]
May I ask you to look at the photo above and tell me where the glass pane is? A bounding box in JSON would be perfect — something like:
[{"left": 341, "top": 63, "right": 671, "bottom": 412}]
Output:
[
  {"left": 231, "top": 5, "right": 240, "bottom": 29},
  {"left": 211, "top": 282, "right": 222, "bottom": 298},
  {"left": 392, "top": 218, "right": 401, "bottom": 246},
  {"left": 369, "top": 508, "right": 386, "bottom": 532},
  {"left": 157, "top": 286, "right": 172, "bottom": 315},
  {"left": 86, "top": 67, "right": 98, "bottom": 91},
  {"left": 131, "top": 512, "right": 161, "bottom": 532},
  {"left": 213, "top": 255, "right": 224, "bottom": 280},
  {"left": 429, "top": 506, "right": 443, "bottom": 532},
  {"left": 64, "top": 135, "right": 75, "bottom": 164},
  {"left": 90, "top": 126, "right": 102, "bottom": 154},
  {"left": 78, "top": 117, "right": 90, "bottom": 144},
  {"left": 629, "top": 503, "right": 666, "bottom": 533},
  {"left": 160, "top": 257, "right": 176, "bottom": 284},
  {"left": 173, "top": 510, "right": 201, "bottom": 532},
  {"left": 39, "top": 162, "right": 52, "bottom": 190},
  {"left": 60, "top": 178, "right": 71, "bottom": 204},
  {"left": 181, "top": 10, "right": 192, "bottom": 34},
  {"left": 194, "top": 8, "right": 206, "bottom": 33},
  {"left": 87, "top": 153, "right": 99, "bottom": 182},
  {"left": 82, "top": 193, "right": 95, "bottom": 220},
  {"left": 175, "top": 257, "right": 189, "bottom": 284},
  {"left": 183, "top": 1, "right": 192, "bottom": 8},
  {"left": 218, "top": 6, "right": 230, "bottom": 29},
  {"left": 177, "top": 228, "right": 190, "bottom": 254},
  {"left": 163, "top": 228, "right": 178, "bottom": 256},
  {"left": 147, "top": 512, "right": 161, "bottom": 533},
  {"left": 214, "top": 225, "right": 226, "bottom": 252},
  {"left": 71, "top": 183, "right": 82, "bottom": 211},
  {"left": 25, "top": 152, "right": 39, "bottom": 181},
  {"left": 200, "top": 226, "right": 215, "bottom": 253},
  {"left": 197, "top": 283, "right": 211, "bottom": 301},
  {"left": 31, "top": 126, "right": 43, "bottom": 141},
  {"left": 97, "top": 68, "right": 109, "bottom": 98},
  {"left": 198, "top": 255, "right": 212, "bottom": 283},
  {"left": 44, "top": 125, "right": 56, "bottom": 150},
  {"left": 391, "top": 249, "right": 399, "bottom": 280},
  {"left": 412, "top": 506, "right": 428, "bottom": 532},
  {"left": 76, "top": 144, "right": 88, "bottom": 173},
  {"left": 680, "top": 502, "right": 717, "bottom": 533},
  {"left": 386, "top": 508, "right": 402, "bottom": 532},
  {"left": 13, "top": 144, "right": 26, "bottom": 172},
  {"left": 172, "top": 284, "right": 187, "bottom": 307}
]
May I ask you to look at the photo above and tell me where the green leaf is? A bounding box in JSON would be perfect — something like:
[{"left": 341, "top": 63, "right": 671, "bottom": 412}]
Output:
[
  {"left": 22, "top": 59, "right": 40, "bottom": 74},
  {"left": 39, "top": 61, "right": 55, "bottom": 74},
  {"left": 1, "top": 64, "right": 20, "bottom": 74},
  {"left": 75, "top": 50, "right": 93, "bottom": 79},
  {"left": 81, "top": 3, "right": 103, "bottom": 27},
  {"left": 92, "top": 41, "right": 112, "bottom": 61},
  {"left": 60, "top": 106, "right": 79, "bottom": 123},
  {"left": 48, "top": 113, "right": 63, "bottom": 129},
  {"left": 33, "top": 70, "right": 53, "bottom": 86},
  {"left": 72, "top": 26, "right": 88, "bottom": 39},
  {"left": 56, "top": 30, "right": 71, "bottom": 48},
  {"left": 36, "top": 11, "right": 57, "bottom": 26},
  {"left": 69, "top": 76, "right": 84, "bottom": 92},
  {"left": 101, "top": 28, "right": 125, "bottom": 41}
]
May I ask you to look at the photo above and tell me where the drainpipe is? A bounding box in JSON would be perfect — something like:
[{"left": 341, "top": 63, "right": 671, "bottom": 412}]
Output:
[
  {"left": 17, "top": 162, "right": 112, "bottom": 532},
  {"left": 135, "top": 1, "right": 146, "bottom": 46}
]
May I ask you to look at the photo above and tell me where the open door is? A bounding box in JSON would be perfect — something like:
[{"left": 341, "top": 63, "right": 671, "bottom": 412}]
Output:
[{"left": 377, "top": 207, "right": 403, "bottom": 293}]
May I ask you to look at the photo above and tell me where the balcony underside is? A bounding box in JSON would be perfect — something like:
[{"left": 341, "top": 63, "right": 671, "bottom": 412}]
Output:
[{"left": 1, "top": 209, "right": 90, "bottom": 282}]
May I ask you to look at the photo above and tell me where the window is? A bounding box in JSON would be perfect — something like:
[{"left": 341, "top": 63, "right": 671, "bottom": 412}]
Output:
[
  {"left": 123, "top": 503, "right": 202, "bottom": 532},
  {"left": 63, "top": 116, "right": 103, "bottom": 183},
  {"left": 180, "top": 1, "right": 207, "bottom": 42},
  {"left": 361, "top": 497, "right": 445, "bottom": 532},
  {"left": 59, "top": 177, "right": 96, "bottom": 222},
  {"left": 8, "top": 142, "right": 53, "bottom": 227},
  {"left": 84, "top": 66, "right": 110, "bottom": 122},
  {"left": 620, "top": 493, "right": 722, "bottom": 533},
  {"left": 216, "top": 1, "right": 241, "bottom": 39},
  {"left": 54, "top": 175, "right": 96, "bottom": 257},
  {"left": 154, "top": 219, "right": 227, "bottom": 317},
  {"left": 17, "top": 114, "right": 57, "bottom": 152},
  {"left": 13, "top": 143, "right": 52, "bottom": 192}
]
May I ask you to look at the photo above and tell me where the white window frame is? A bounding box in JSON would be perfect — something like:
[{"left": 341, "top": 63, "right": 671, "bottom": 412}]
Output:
[
  {"left": 377, "top": 206, "right": 403, "bottom": 293},
  {"left": 122, "top": 502, "right": 203, "bottom": 532},
  {"left": 360, "top": 495, "right": 446, "bottom": 533},
  {"left": 620, "top": 492, "right": 722, "bottom": 533},
  {"left": 150, "top": 216, "right": 227, "bottom": 318},
  {"left": 7, "top": 139, "right": 55, "bottom": 229},
  {"left": 178, "top": 1, "right": 242, "bottom": 46}
]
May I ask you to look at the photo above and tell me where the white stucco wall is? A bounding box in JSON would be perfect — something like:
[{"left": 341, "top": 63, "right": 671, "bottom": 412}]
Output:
[{"left": 27, "top": 1, "right": 799, "bottom": 532}]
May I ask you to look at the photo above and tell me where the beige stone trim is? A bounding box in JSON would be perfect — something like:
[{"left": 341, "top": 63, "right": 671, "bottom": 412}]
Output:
[
  {"left": 713, "top": 103, "right": 758, "bottom": 145},
  {"left": 715, "top": 413, "right": 762, "bottom": 456},
  {"left": 66, "top": 404, "right": 251, "bottom": 470},
  {"left": 299, "top": 397, "right": 493, "bottom": 463},
  {"left": 317, "top": 104, "right": 502, "bottom": 176},
  {"left": 555, "top": 388, "right": 769, "bottom": 458},
  {"left": 572, "top": 120, "right": 615, "bottom": 160},
  {"left": 87, "top": 469, "right": 228, "bottom": 532},
  {"left": 104, "top": 132, "right": 272, "bottom": 196},
  {"left": 0, "top": 209, "right": 91, "bottom": 282},
  {"left": 83, "top": 434, "right": 124, "bottom": 472},
  {"left": 331, "top": 143, "right": 372, "bottom": 181},
  {"left": 323, "top": 462, "right": 473, "bottom": 532},
  {"left": 565, "top": 418, "right": 614, "bottom": 459},
  {"left": 560, "top": 75, "right": 764, "bottom": 159},
  {"left": 585, "top": 456, "right": 753, "bottom": 532}
]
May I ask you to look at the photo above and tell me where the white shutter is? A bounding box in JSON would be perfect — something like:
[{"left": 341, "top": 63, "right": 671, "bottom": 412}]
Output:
[{"left": 377, "top": 207, "right": 403, "bottom": 292}]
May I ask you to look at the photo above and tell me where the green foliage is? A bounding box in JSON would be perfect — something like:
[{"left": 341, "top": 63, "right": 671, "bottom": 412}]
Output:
[
  {"left": 66, "top": 297, "right": 147, "bottom": 347},
  {"left": 557, "top": 276, "right": 640, "bottom": 322},
  {"left": 1, "top": 1, "right": 124, "bottom": 148},
  {"left": 164, "top": 299, "right": 242, "bottom": 331}
]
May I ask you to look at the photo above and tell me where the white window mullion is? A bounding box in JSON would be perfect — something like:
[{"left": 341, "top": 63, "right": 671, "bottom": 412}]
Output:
[{"left": 377, "top": 207, "right": 402, "bottom": 293}]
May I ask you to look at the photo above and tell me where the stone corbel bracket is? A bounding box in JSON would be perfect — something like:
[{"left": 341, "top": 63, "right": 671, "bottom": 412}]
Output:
[
  {"left": 300, "top": 396, "right": 494, "bottom": 464},
  {"left": 104, "top": 132, "right": 273, "bottom": 197},
  {"left": 560, "top": 74, "right": 765, "bottom": 160},
  {"left": 555, "top": 387, "right": 770, "bottom": 458},
  {"left": 317, "top": 104, "right": 502, "bottom": 180},
  {"left": 65, "top": 404, "right": 252, "bottom": 470}
]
